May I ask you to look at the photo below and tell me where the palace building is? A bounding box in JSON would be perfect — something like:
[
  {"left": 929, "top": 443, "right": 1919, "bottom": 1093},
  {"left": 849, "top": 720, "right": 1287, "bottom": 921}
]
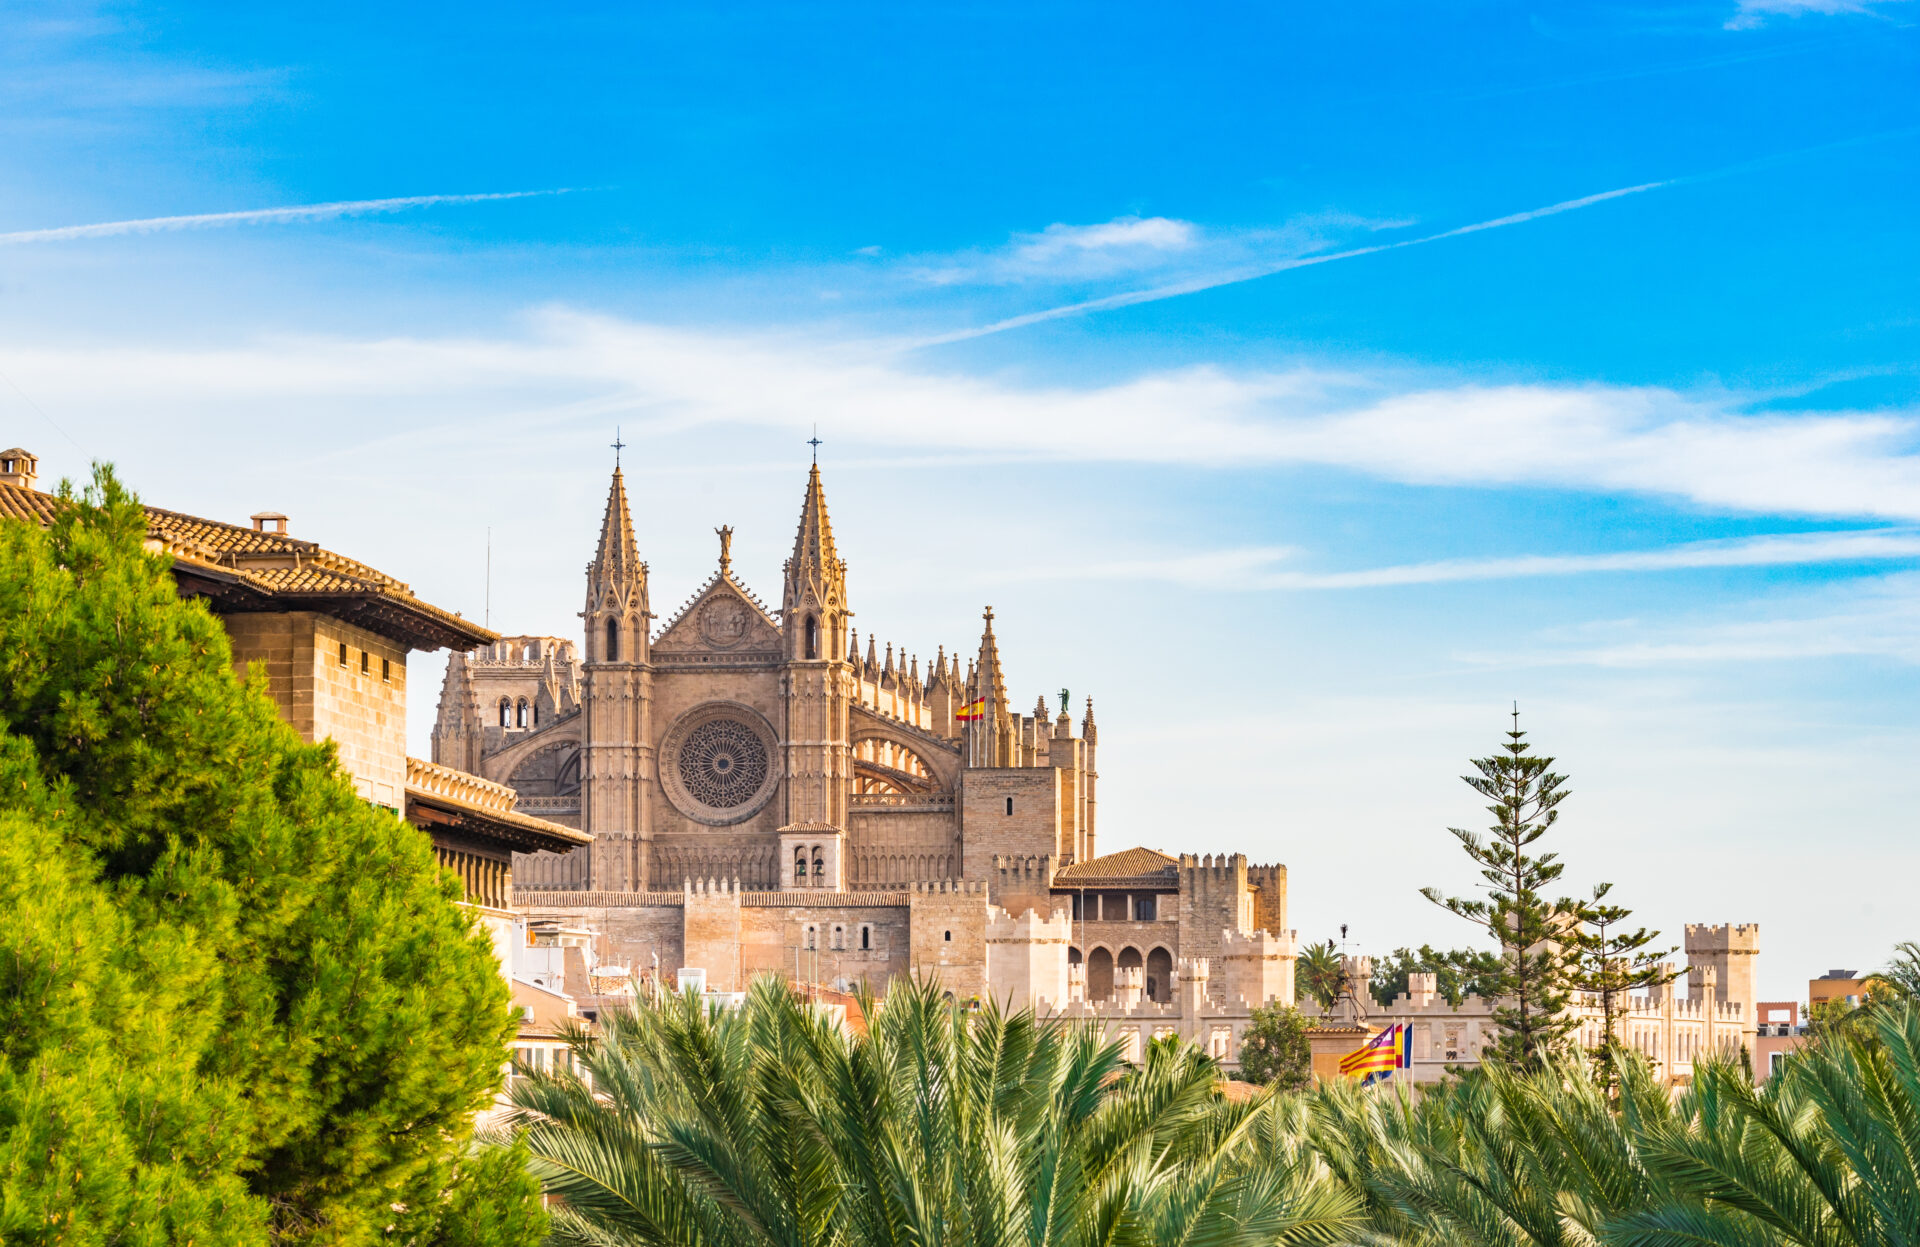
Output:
[{"left": 435, "top": 460, "right": 1301, "bottom": 1053}]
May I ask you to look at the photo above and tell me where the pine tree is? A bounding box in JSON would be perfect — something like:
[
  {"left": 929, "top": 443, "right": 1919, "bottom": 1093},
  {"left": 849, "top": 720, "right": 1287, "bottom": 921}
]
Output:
[
  {"left": 0, "top": 466, "right": 531, "bottom": 1242},
  {"left": 1420, "top": 708, "right": 1579, "bottom": 1066},
  {"left": 1569, "top": 882, "right": 1676, "bottom": 1088}
]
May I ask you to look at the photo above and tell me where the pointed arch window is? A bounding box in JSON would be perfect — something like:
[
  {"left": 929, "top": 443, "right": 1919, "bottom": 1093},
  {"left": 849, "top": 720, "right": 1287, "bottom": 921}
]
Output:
[
  {"left": 516, "top": 698, "right": 529, "bottom": 728},
  {"left": 605, "top": 617, "right": 620, "bottom": 662},
  {"left": 498, "top": 698, "right": 512, "bottom": 727},
  {"left": 805, "top": 615, "right": 819, "bottom": 660},
  {"left": 794, "top": 847, "right": 808, "bottom": 888}
]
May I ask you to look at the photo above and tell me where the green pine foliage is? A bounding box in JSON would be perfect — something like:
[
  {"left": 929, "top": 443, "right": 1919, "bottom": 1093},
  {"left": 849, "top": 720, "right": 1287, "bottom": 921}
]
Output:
[
  {"left": 1422, "top": 710, "right": 1580, "bottom": 1066},
  {"left": 0, "top": 467, "right": 530, "bottom": 1243},
  {"left": 1569, "top": 882, "right": 1678, "bottom": 1087}
]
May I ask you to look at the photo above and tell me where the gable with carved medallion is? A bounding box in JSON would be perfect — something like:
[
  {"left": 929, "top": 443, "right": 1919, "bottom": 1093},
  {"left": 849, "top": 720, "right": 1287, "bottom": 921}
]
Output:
[{"left": 653, "top": 575, "right": 783, "bottom": 657}]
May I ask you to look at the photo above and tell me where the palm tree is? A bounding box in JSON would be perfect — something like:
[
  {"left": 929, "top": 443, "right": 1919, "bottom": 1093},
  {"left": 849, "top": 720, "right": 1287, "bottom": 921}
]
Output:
[
  {"left": 1619, "top": 1003, "right": 1920, "bottom": 1246},
  {"left": 1297, "top": 939, "right": 1344, "bottom": 1010},
  {"left": 1862, "top": 940, "right": 1920, "bottom": 1005},
  {"left": 505, "top": 977, "right": 1363, "bottom": 1247}
]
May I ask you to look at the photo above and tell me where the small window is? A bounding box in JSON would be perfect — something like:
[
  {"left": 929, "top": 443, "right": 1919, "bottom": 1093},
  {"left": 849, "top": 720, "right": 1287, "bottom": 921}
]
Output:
[
  {"left": 831, "top": 925, "right": 845, "bottom": 951},
  {"left": 1005, "top": 797, "right": 1014, "bottom": 816},
  {"left": 805, "top": 925, "right": 817, "bottom": 950},
  {"left": 605, "top": 617, "right": 619, "bottom": 662},
  {"left": 943, "top": 930, "right": 952, "bottom": 942},
  {"left": 516, "top": 699, "right": 529, "bottom": 728},
  {"left": 532, "top": 703, "right": 539, "bottom": 726},
  {"left": 861, "top": 926, "right": 871, "bottom": 950},
  {"left": 360, "top": 651, "right": 369, "bottom": 674},
  {"left": 337, "top": 642, "right": 348, "bottom": 667},
  {"left": 381, "top": 658, "right": 390, "bottom": 683},
  {"left": 499, "top": 698, "right": 512, "bottom": 727},
  {"left": 805, "top": 615, "right": 819, "bottom": 660}
]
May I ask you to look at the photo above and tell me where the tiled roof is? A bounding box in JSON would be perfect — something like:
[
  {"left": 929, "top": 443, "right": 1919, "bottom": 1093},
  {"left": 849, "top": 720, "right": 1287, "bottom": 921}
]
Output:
[
  {"left": 1053, "top": 846, "right": 1179, "bottom": 884},
  {"left": 0, "top": 482, "right": 495, "bottom": 652}
]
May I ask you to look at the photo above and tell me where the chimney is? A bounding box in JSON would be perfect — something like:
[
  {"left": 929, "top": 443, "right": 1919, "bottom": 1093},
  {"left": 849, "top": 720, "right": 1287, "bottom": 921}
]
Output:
[
  {"left": 250, "top": 511, "right": 289, "bottom": 535},
  {"left": 0, "top": 448, "right": 38, "bottom": 490}
]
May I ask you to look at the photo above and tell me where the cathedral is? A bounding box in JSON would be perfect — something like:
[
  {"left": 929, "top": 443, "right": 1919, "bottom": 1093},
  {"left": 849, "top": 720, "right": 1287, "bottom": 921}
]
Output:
[{"left": 436, "top": 459, "right": 1300, "bottom": 1052}]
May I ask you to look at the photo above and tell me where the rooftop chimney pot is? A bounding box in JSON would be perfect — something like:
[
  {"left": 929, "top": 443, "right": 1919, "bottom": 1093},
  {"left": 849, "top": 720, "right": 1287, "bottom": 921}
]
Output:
[{"left": 250, "top": 511, "right": 288, "bottom": 534}]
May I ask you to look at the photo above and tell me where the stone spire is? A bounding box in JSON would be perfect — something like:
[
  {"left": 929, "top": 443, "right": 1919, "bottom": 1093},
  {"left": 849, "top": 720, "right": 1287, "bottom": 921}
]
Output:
[
  {"left": 779, "top": 459, "right": 854, "bottom": 839},
  {"left": 430, "top": 649, "right": 484, "bottom": 772},
  {"left": 781, "top": 463, "right": 848, "bottom": 662},
  {"left": 585, "top": 467, "right": 649, "bottom": 664},
  {"left": 1082, "top": 696, "right": 1098, "bottom": 745},
  {"left": 969, "top": 607, "right": 1013, "bottom": 767},
  {"left": 581, "top": 460, "right": 654, "bottom": 891}
]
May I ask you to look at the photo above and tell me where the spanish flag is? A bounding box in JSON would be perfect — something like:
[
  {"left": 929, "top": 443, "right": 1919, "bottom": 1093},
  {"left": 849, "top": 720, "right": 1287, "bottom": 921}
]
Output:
[
  {"left": 955, "top": 697, "right": 987, "bottom": 721},
  {"left": 1338, "top": 1024, "right": 1410, "bottom": 1086}
]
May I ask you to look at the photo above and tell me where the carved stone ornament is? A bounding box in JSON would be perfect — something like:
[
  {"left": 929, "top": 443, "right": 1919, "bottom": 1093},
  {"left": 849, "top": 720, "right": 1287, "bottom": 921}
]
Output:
[
  {"left": 659, "top": 701, "right": 781, "bottom": 825},
  {"left": 698, "top": 596, "right": 753, "bottom": 649}
]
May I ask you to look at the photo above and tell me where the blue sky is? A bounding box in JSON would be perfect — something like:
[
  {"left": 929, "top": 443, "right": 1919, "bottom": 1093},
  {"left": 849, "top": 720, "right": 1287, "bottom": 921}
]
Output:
[{"left": 4, "top": 1, "right": 1918, "bottom": 999}]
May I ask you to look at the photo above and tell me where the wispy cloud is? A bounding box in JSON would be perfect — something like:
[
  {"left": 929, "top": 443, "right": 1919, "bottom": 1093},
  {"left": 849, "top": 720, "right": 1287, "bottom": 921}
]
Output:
[
  {"left": 1021, "top": 529, "right": 1920, "bottom": 591},
  {"left": 903, "top": 209, "right": 1411, "bottom": 288},
  {"left": 1473, "top": 572, "right": 1920, "bottom": 668},
  {"left": 913, "top": 182, "right": 1666, "bottom": 346},
  {"left": 7, "top": 310, "right": 1920, "bottom": 519},
  {"left": 1725, "top": 0, "right": 1908, "bottom": 30},
  {"left": 0, "top": 190, "right": 570, "bottom": 245}
]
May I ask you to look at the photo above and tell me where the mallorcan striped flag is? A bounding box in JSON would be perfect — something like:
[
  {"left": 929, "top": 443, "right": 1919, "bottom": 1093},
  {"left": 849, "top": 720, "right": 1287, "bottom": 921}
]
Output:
[
  {"left": 955, "top": 697, "right": 987, "bottom": 721},
  {"left": 1338, "top": 1023, "right": 1411, "bottom": 1086}
]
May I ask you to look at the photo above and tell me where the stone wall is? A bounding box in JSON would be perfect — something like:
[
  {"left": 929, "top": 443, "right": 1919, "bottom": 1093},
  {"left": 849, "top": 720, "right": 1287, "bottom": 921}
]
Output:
[
  {"left": 908, "top": 881, "right": 990, "bottom": 1001},
  {"left": 960, "top": 768, "right": 1063, "bottom": 899},
  {"left": 224, "top": 611, "right": 407, "bottom": 808}
]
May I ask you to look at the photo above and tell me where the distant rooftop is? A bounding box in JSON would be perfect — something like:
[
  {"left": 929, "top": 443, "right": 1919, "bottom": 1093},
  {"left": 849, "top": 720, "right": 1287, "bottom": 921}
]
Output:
[{"left": 0, "top": 477, "right": 494, "bottom": 652}]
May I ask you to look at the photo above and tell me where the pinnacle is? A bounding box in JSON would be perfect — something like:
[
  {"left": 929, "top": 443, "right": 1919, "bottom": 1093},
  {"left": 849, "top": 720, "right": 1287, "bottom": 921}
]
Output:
[
  {"left": 593, "top": 467, "right": 641, "bottom": 572},
  {"left": 789, "top": 462, "right": 840, "bottom": 573}
]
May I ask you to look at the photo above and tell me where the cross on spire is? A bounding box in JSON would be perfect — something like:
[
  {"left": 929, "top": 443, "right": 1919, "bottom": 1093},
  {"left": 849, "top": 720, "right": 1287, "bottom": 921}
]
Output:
[
  {"left": 808, "top": 425, "right": 823, "bottom": 464},
  {"left": 611, "top": 426, "right": 626, "bottom": 468}
]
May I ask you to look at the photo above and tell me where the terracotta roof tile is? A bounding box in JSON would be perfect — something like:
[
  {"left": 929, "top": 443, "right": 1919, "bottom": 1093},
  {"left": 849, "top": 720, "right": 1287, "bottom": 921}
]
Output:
[
  {"left": 0, "top": 481, "right": 494, "bottom": 651},
  {"left": 1054, "top": 846, "right": 1178, "bottom": 883}
]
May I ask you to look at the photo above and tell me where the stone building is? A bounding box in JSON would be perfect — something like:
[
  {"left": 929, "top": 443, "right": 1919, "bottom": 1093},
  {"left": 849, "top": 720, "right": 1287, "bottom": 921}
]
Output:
[
  {"left": 0, "top": 451, "right": 585, "bottom": 972},
  {"left": 438, "top": 460, "right": 1301, "bottom": 1056},
  {"left": 1304, "top": 921, "right": 1763, "bottom": 1088}
]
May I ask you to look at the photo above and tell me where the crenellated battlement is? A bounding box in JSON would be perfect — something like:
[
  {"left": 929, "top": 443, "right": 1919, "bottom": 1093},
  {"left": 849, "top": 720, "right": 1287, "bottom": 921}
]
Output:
[
  {"left": 1685, "top": 923, "right": 1761, "bottom": 952},
  {"left": 912, "top": 879, "right": 987, "bottom": 896}
]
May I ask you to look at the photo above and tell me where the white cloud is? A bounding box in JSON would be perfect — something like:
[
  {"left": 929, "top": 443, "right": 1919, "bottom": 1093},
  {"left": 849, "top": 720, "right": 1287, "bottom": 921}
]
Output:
[
  {"left": 0, "top": 190, "right": 569, "bottom": 244},
  {"left": 903, "top": 209, "right": 1410, "bottom": 287},
  {"left": 6, "top": 309, "right": 1920, "bottom": 519},
  {"left": 1725, "top": 0, "right": 1906, "bottom": 28},
  {"left": 1018, "top": 528, "right": 1920, "bottom": 590},
  {"left": 915, "top": 181, "right": 1667, "bottom": 344}
]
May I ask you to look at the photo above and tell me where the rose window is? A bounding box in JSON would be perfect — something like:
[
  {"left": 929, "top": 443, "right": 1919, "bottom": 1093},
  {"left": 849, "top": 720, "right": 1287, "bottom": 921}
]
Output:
[{"left": 676, "top": 718, "right": 769, "bottom": 808}]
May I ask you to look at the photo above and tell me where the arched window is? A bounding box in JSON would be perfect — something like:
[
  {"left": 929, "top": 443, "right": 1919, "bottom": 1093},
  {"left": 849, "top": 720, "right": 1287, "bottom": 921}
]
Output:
[
  {"left": 532, "top": 702, "right": 540, "bottom": 726},
  {"left": 860, "top": 925, "right": 871, "bottom": 950},
  {"left": 805, "top": 925, "right": 817, "bottom": 950},
  {"left": 605, "top": 617, "right": 619, "bottom": 662},
  {"left": 831, "top": 925, "right": 845, "bottom": 951},
  {"left": 516, "top": 698, "right": 529, "bottom": 728},
  {"left": 498, "top": 698, "right": 511, "bottom": 727},
  {"left": 794, "top": 847, "right": 807, "bottom": 888},
  {"left": 805, "top": 615, "right": 819, "bottom": 660},
  {"left": 812, "top": 850, "right": 825, "bottom": 882}
]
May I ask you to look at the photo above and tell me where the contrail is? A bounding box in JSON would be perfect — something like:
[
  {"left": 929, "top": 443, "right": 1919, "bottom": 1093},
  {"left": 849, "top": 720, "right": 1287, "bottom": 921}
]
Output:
[
  {"left": 912, "top": 180, "right": 1668, "bottom": 348},
  {"left": 0, "top": 189, "right": 570, "bottom": 245}
]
